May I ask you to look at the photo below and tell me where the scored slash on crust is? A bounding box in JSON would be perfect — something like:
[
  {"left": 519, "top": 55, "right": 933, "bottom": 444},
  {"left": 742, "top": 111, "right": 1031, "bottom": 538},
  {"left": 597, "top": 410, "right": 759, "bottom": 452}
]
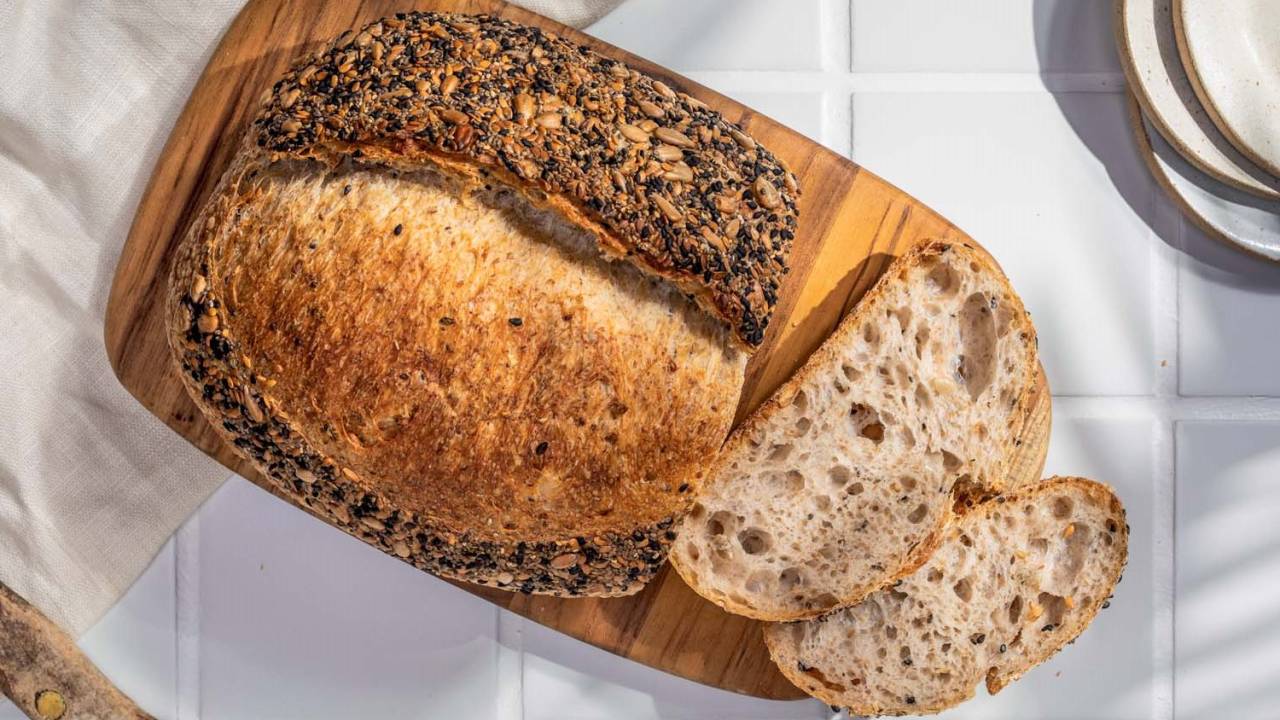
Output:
[{"left": 253, "top": 11, "right": 800, "bottom": 348}]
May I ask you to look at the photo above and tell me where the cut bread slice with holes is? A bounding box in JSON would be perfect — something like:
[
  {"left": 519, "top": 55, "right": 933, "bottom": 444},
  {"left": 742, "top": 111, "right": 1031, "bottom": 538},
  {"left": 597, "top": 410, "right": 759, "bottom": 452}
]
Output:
[
  {"left": 669, "top": 240, "right": 1040, "bottom": 621},
  {"left": 764, "top": 477, "right": 1129, "bottom": 716}
]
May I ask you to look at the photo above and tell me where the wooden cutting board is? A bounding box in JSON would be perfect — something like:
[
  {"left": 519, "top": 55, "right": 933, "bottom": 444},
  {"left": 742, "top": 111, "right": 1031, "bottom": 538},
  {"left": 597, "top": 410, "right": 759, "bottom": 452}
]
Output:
[{"left": 103, "top": 0, "right": 1051, "bottom": 701}]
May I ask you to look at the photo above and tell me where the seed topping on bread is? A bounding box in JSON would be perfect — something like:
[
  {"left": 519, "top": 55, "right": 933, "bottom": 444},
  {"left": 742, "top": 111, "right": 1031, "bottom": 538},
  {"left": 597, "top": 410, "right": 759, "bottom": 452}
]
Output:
[{"left": 254, "top": 11, "right": 799, "bottom": 347}]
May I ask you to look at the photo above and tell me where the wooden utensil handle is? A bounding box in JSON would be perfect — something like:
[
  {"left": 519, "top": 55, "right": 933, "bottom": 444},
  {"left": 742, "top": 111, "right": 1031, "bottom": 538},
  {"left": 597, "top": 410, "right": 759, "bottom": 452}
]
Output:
[{"left": 0, "top": 583, "right": 153, "bottom": 719}]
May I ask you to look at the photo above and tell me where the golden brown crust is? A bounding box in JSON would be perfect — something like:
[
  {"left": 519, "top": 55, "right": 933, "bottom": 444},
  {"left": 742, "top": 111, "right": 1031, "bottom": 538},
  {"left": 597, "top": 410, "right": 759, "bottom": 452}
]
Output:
[
  {"left": 253, "top": 11, "right": 799, "bottom": 347},
  {"left": 167, "top": 129, "right": 745, "bottom": 594},
  {"left": 0, "top": 583, "right": 153, "bottom": 719}
]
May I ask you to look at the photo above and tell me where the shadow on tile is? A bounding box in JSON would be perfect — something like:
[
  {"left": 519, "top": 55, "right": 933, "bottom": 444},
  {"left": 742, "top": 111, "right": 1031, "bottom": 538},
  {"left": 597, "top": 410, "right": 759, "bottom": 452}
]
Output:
[
  {"left": 517, "top": 617, "right": 826, "bottom": 720},
  {"left": 1033, "top": 0, "right": 1280, "bottom": 274}
]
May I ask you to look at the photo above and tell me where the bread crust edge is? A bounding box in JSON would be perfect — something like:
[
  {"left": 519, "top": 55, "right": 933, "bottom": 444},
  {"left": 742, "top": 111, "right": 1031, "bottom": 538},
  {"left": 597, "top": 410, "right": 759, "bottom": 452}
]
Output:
[
  {"left": 670, "top": 239, "right": 1042, "bottom": 621},
  {"left": 760, "top": 476, "right": 1131, "bottom": 716}
]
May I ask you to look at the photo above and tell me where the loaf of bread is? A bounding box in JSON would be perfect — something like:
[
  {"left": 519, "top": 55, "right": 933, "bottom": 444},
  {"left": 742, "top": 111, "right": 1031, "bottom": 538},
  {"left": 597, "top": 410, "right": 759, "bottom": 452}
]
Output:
[
  {"left": 166, "top": 12, "right": 799, "bottom": 596},
  {"left": 764, "top": 477, "right": 1129, "bottom": 716},
  {"left": 669, "top": 241, "right": 1040, "bottom": 620}
]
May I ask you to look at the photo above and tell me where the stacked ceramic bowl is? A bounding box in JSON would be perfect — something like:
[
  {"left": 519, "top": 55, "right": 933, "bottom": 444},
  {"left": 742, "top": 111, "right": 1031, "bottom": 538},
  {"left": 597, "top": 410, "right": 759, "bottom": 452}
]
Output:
[{"left": 1117, "top": 0, "right": 1280, "bottom": 261}]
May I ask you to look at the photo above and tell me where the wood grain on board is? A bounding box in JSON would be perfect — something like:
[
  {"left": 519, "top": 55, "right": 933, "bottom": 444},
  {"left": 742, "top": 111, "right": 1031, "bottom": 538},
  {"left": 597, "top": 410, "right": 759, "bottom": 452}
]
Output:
[{"left": 104, "top": 0, "right": 1051, "bottom": 700}]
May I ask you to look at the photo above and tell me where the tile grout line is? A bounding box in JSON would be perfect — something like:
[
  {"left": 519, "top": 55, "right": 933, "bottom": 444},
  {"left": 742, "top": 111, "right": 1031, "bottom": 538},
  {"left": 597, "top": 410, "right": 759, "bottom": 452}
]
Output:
[
  {"left": 496, "top": 611, "right": 524, "bottom": 720},
  {"left": 1154, "top": 420, "right": 1177, "bottom": 720},
  {"left": 1148, "top": 176, "right": 1184, "bottom": 720},
  {"left": 818, "top": 0, "right": 851, "bottom": 158},
  {"left": 681, "top": 70, "right": 1129, "bottom": 94},
  {"left": 1051, "top": 395, "right": 1280, "bottom": 418},
  {"left": 174, "top": 512, "right": 201, "bottom": 720}
]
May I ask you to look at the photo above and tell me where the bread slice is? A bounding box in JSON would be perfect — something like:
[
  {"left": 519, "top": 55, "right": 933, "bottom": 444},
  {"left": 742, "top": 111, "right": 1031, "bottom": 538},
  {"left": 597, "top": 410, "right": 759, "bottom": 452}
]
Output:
[
  {"left": 167, "top": 11, "right": 800, "bottom": 597},
  {"left": 764, "top": 477, "right": 1129, "bottom": 716},
  {"left": 669, "top": 241, "right": 1040, "bottom": 620}
]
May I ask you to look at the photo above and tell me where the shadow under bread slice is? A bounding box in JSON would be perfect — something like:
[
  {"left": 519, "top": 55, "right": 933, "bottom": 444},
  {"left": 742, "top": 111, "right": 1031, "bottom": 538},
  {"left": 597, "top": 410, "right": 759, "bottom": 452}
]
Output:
[
  {"left": 764, "top": 476, "right": 1129, "bottom": 716},
  {"left": 670, "top": 241, "right": 1040, "bottom": 620}
]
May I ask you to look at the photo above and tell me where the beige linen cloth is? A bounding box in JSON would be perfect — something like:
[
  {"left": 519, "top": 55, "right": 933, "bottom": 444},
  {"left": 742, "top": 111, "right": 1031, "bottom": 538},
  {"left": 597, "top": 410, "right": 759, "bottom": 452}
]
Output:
[{"left": 0, "top": 0, "right": 622, "bottom": 637}]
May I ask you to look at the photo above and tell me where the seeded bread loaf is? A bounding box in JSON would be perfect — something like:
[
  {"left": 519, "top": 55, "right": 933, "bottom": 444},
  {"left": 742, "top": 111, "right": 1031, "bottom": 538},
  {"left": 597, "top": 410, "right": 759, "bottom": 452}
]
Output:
[
  {"left": 764, "top": 477, "right": 1129, "bottom": 716},
  {"left": 166, "top": 12, "right": 799, "bottom": 596},
  {"left": 669, "top": 241, "right": 1039, "bottom": 620}
]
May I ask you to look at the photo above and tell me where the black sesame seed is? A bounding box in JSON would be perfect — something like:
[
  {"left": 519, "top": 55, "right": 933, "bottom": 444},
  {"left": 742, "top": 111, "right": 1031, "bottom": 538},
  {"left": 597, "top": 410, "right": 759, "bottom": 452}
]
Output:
[
  {"left": 534, "top": 441, "right": 548, "bottom": 455},
  {"left": 508, "top": 317, "right": 523, "bottom": 326},
  {"left": 342, "top": 184, "right": 351, "bottom": 195},
  {"left": 906, "top": 696, "right": 916, "bottom": 705},
  {"left": 393, "top": 223, "right": 404, "bottom": 235},
  {"left": 439, "top": 316, "right": 455, "bottom": 325},
  {"left": 999, "top": 644, "right": 1007, "bottom": 653}
]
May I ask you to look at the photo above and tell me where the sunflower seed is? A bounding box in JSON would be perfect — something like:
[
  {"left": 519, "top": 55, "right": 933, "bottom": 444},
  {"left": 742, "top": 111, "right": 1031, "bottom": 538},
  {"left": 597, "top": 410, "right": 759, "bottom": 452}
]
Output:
[
  {"left": 654, "top": 144, "right": 683, "bottom": 162},
  {"left": 440, "top": 108, "right": 469, "bottom": 124},
  {"left": 243, "top": 398, "right": 264, "bottom": 424},
  {"left": 441, "top": 75, "right": 459, "bottom": 96},
  {"left": 654, "top": 127, "right": 694, "bottom": 148},
  {"left": 619, "top": 123, "right": 650, "bottom": 143},
  {"left": 753, "top": 176, "right": 782, "bottom": 209},
  {"left": 281, "top": 88, "right": 300, "bottom": 109},
  {"left": 725, "top": 217, "right": 742, "bottom": 239},
  {"left": 730, "top": 128, "right": 756, "bottom": 150},
  {"left": 663, "top": 162, "right": 693, "bottom": 183},
  {"left": 550, "top": 553, "right": 579, "bottom": 569},
  {"left": 681, "top": 92, "right": 709, "bottom": 110},
  {"left": 638, "top": 100, "right": 665, "bottom": 119},
  {"left": 535, "top": 112, "right": 562, "bottom": 129},
  {"left": 701, "top": 226, "right": 726, "bottom": 251},
  {"left": 652, "top": 80, "right": 676, "bottom": 98},
  {"left": 515, "top": 93, "right": 535, "bottom": 121},
  {"left": 653, "top": 195, "right": 683, "bottom": 222}
]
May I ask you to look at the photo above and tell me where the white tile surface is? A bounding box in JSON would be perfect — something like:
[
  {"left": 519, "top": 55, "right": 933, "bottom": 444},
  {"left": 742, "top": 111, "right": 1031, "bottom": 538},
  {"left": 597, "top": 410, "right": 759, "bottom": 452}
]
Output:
[
  {"left": 851, "top": 0, "right": 1120, "bottom": 73},
  {"left": 521, "top": 619, "right": 827, "bottom": 720},
  {"left": 852, "top": 91, "right": 1158, "bottom": 396},
  {"left": 79, "top": 539, "right": 179, "bottom": 718},
  {"left": 195, "top": 478, "right": 501, "bottom": 719},
  {"left": 589, "top": 0, "right": 823, "bottom": 71},
  {"left": 1178, "top": 225, "right": 1280, "bottom": 397},
  {"left": 899, "top": 415, "right": 1158, "bottom": 720},
  {"left": 708, "top": 89, "right": 826, "bottom": 146},
  {"left": 1174, "top": 422, "right": 1280, "bottom": 720},
  {"left": 41, "top": 3, "right": 1280, "bottom": 720}
]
